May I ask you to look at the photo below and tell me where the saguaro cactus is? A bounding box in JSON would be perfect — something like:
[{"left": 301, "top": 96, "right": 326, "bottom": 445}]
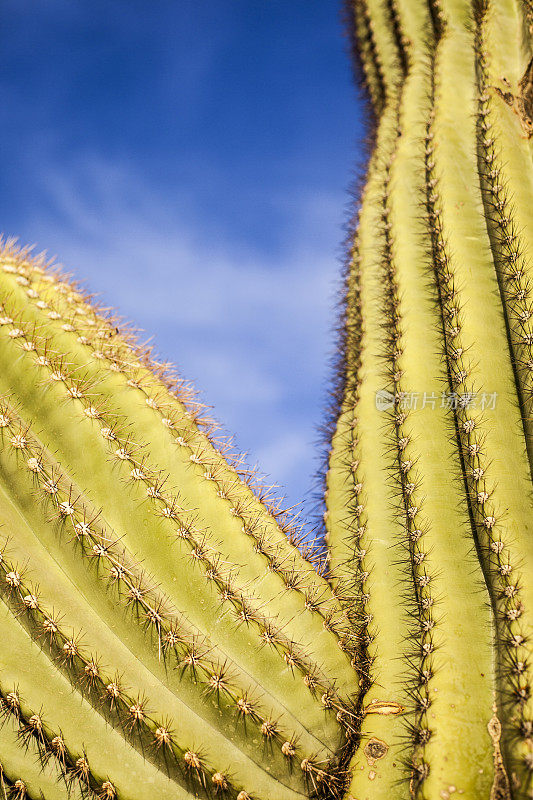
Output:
[
  {"left": 1, "top": 1, "right": 533, "bottom": 799},
  {"left": 326, "top": 0, "right": 533, "bottom": 798}
]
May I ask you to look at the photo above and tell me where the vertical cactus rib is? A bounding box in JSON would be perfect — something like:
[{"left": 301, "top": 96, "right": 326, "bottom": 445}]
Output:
[
  {"left": 474, "top": 0, "right": 533, "bottom": 476},
  {"left": 326, "top": 4, "right": 413, "bottom": 794},
  {"left": 350, "top": 1, "right": 387, "bottom": 113},
  {"left": 329, "top": 1, "right": 417, "bottom": 795},
  {"left": 327, "top": 0, "right": 404, "bottom": 584},
  {"left": 430, "top": 0, "right": 533, "bottom": 793},
  {"left": 362, "top": 0, "right": 405, "bottom": 101},
  {"left": 521, "top": 0, "right": 533, "bottom": 29},
  {"left": 333, "top": 98, "right": 415, "bottom": 798},
  {"left": 383, "top": 0, "right": 409, "bottom": 73}
]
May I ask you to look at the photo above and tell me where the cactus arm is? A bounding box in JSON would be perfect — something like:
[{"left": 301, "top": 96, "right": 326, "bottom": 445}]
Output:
[
  {"left": 0, "top": 247, "right": 362, "bottom": 799},
  {"left": 0, "top": 464, "right": 323, "bottom": 800},
  {"left": 364, "top": 30, "right": 494, "bottom": 800},
  {"left": 2, "top": 251, "right": 348, "bottom": 623},
  {"left": 0, "top": 259, "right": 359, "bottom": 693}
]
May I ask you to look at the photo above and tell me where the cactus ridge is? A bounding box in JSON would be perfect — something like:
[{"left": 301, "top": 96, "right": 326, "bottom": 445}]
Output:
[
  {"left": 352, "top": 1, "right": 387, "bottom": 113},
  {"left": 378, "top": 142, "right": 436, "bottom": 790},
  {"left": 383, "top": 0, "right": 409, "bottom": 73},
  {"left": 0, "top": 684, "right": 106, "bottom": 799},
  {"left": 327, "top": 104, "right": 416, "bottom": 800},
  {"left": 328, "top": 0, "right": 418, "bottom": 792}
]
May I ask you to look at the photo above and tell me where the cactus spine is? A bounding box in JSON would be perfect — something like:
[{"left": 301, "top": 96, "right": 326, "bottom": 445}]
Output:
[{"left": 1, "top": 1, "right": 533, "bottom": 799}]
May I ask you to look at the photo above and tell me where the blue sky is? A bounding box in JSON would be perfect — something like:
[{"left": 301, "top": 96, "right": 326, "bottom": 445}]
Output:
[{"left": 0, "top": 1, "right": 366, "bottom": 526}]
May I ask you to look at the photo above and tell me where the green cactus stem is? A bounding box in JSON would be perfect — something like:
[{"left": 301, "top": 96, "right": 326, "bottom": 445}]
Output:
[
  {"left": 0, "top": 241, "right": 360, "bottom": 800},
  {"left": 326, "top": 0, "right": 533, "bottom": 798}
]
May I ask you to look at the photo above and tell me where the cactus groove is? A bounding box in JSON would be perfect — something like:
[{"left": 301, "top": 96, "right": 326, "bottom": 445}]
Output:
[{"left": 1, "top": 0, "right": 533, "bottom": 798}]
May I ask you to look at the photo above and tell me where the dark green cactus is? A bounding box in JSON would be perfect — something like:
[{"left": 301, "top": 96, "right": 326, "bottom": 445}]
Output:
[{"left": 1, "top": 1, "right": 533, "bottom": 799}]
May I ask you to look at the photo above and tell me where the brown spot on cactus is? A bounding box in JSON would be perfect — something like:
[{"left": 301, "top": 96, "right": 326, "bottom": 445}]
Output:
[{"left": 363, "top": 738, "right": 389, "bottom": 763}]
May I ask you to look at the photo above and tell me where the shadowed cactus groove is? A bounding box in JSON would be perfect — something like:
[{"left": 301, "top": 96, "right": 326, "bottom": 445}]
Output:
[{"left": 1, "top": 0, "right": 533, "bottom": 799}]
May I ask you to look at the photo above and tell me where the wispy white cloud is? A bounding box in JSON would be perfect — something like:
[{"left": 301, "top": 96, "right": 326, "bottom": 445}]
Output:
[{"left": 13, "top": 153, "right": 345, "bottom": 515}]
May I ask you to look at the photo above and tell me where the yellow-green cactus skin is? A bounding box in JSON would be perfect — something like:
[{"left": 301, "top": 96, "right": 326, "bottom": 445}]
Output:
[
  {"left": 0, "top": 241, "right": 361, "bottom": 800},
  {"left": 1, "top": 1, "right": 533, "bottom": 799},
  {"left": 326, "top": 0, "right": 533, "bottom": 798}
]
